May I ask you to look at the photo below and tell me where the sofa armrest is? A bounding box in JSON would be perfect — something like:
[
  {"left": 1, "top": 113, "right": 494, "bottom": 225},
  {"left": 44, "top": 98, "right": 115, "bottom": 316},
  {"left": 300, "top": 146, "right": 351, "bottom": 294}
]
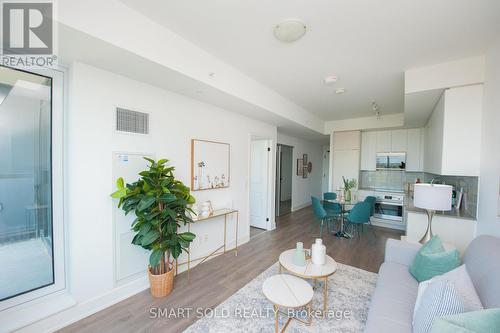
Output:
[{"left": 384, "top": 239, "right": 421, "bottom": 266}]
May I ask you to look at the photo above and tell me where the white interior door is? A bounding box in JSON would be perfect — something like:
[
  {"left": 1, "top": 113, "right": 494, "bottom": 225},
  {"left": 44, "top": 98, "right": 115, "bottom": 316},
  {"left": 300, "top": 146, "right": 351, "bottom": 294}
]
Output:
[{"left": 250, "top": 140, "right": 270, "bottom": 229}]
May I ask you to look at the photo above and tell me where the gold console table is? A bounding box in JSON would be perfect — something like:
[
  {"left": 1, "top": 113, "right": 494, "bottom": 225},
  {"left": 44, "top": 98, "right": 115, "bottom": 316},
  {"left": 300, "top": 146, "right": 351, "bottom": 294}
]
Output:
[{"left": 176, "top": 208, "right": 239, "bottom": 280}]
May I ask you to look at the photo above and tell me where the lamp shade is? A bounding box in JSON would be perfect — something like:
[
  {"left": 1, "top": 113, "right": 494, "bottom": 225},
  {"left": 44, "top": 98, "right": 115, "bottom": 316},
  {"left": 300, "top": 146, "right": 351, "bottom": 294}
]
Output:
[{"left": 413, "top": 184, "right": 452, "bottom": 211}]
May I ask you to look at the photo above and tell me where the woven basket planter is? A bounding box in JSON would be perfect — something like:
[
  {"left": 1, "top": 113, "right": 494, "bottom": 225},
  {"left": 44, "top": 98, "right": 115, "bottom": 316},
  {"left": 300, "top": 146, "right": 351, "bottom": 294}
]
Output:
[{"left": 148, "top": 266, "right": 174, "bottom": 298}]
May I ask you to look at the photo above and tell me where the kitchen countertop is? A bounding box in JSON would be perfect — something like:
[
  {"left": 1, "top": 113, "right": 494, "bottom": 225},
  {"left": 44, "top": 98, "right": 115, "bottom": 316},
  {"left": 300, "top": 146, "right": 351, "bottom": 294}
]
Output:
[
  {"left": 404, "top": 194, "right": 476, "bottom": 221},
  {"left": 358, "top": 187, "right": 476, "bottom": 220},
  {"left": 358, "top": 187, "right": 405, "bottom": 193}
]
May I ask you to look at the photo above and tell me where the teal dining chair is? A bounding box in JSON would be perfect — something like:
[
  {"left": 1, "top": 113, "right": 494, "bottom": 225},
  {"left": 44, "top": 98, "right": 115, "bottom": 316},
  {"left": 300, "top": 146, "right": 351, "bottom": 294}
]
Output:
[
  {"left": 311, "top": 196, "right": 337, "bottom": 237},
  {"left": 344, "top": 201, "right": 373, "bottom": 244},
  {"left": 323, "top": 192, "right": 342, "bottom": 215},
  {"left": 363, "top": 196, "right": 377, "bottom": 239}
]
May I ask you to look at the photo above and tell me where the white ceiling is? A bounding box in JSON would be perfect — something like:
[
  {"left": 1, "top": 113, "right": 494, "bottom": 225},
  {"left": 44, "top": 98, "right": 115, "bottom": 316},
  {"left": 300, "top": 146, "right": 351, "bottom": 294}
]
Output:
[
  {"left": 121, "top": 0, "right": 500, "bottom": 122},
  {"left": 57, "top": 24, "right": 330, "bottom": 142}
]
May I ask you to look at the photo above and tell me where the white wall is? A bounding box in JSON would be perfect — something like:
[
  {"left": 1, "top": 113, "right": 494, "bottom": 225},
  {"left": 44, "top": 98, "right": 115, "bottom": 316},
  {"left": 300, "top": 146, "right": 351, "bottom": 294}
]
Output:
[
  {"left": 424, "top": 92, "right": 445, "bottom": 174},
  {"left": 21, "top": 61, "right": 277, "bottom": 331},
  {"left": 477, "top": 38, "right": 500, "bottom": 237},
  {"left": 277, "top": 133, "right": 323, "bottom": 211}
]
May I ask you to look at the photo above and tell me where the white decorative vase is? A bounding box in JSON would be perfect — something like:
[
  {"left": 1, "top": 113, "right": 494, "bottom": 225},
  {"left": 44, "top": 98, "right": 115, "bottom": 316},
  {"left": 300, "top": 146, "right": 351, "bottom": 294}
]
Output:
[{"left": 311, "top": 238, "right": 326, "bottom": 265}]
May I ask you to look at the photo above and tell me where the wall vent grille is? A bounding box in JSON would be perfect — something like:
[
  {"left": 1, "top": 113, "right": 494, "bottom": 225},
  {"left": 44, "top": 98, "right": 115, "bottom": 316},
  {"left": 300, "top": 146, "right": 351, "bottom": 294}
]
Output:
[{"left": 116, "top": 108, "right": 149, "bottom": 134}]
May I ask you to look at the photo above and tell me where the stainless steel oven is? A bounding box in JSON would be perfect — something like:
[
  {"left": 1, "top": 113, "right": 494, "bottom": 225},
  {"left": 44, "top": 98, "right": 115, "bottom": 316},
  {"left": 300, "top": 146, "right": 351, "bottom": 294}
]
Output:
[{"left": 374, "top": 193, "right": 404, "bottom": 222}]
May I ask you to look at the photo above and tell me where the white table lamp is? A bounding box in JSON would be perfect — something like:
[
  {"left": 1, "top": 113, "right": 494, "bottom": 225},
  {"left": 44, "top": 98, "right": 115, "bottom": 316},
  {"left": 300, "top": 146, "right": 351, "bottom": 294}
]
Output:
[{"left": 413, "top": 184, "right": 452, "bottom": 244}]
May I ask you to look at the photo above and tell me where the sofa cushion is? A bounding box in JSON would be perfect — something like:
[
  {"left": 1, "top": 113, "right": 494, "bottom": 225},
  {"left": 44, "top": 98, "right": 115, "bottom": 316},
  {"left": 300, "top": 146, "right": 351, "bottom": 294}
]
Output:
[
  {"left": 463, "top": 235, "right": 500, "bottom": 308},
  {"left": 364, "top": 262, "right": 418, "bottom": 333},
  {"left": 410, "top": 236, "right": 461, "bottom": 282},
  {"left": 430, "top": 308, "right": 500, "bottom": 333},
  {"left": 413, "top": 280, "right": 465, "bottom": 333},
  {"left": 413, "top": 264, "right": 483, "bottom": 320}
]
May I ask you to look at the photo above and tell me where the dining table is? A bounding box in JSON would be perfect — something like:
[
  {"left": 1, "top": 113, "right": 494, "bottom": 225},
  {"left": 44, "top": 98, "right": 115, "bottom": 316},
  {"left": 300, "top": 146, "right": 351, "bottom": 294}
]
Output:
[{"left": 325, "top": 198, "right": 358, "bottom": 239}]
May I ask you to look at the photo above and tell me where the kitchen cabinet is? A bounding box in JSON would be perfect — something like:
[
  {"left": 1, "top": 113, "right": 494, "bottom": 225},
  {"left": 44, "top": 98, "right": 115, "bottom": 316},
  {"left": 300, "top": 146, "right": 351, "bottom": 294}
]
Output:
[
  {"left": 375, "top": 131, "right": 391, "bottom": 152},
  {"left": 360, "top": 131, "right": 377, "bottom": 171},
  {"left": 424, "top": 85, "right": 483, "bottom": 176},
  {"left": 333, "top": 131, "right": 361, "bottom": 151},
  {"left": 406, "top": 128, "right": 423, "bottom": 171},
  {"left": 361, "top": 128, "right": 424, "bottom": 171},
  {"left": 406, "top": 211, "right": 476, "bottom": 254},
  {"left": 332, "top": 131, "right": 360, "bottom": 191},
  {"left": 391, "top": 130, "right": 408, "bottom": 152}
]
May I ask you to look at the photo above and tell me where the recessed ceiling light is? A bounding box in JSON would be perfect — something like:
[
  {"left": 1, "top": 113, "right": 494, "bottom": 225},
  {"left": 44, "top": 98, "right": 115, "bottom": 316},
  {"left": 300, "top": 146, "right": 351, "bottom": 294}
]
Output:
[
  {"left": 335, "top": 88, "right": 346, "bottom": 94},
  {"left": 274, "top": 19, "right": 307, "bottom": 42}
]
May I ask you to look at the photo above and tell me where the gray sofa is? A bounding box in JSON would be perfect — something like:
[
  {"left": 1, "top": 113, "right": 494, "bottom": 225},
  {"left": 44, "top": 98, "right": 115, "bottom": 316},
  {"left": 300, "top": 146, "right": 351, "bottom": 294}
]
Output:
[{"left": 364, "top": 235, "right": 500, "bottom": 333}]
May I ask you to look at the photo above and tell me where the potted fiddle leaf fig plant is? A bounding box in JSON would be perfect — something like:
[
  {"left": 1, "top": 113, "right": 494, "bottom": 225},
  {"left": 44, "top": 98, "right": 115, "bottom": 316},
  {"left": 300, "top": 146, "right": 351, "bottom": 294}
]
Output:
[{"left": 111, "top": 157, "right": 196, "bottom": 298}]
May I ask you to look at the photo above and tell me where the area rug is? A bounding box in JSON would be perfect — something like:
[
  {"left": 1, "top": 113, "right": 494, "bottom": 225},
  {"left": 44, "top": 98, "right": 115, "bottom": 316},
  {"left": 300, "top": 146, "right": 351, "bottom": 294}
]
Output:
[{"left": 183, "top": 262, "right": 377, "bottom": 333}]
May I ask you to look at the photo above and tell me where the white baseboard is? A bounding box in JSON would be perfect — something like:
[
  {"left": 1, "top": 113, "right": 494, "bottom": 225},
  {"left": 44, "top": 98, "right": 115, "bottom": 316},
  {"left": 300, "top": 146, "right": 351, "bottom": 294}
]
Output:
[
  {"left": 17, "top": 234, "right": 251, "bottom": 333},
  {"left": 17, "top": 277, "right": 149, "bottom": 333},
  {"left": 292, "top": 202, "right": 311, "bottom": 212}
]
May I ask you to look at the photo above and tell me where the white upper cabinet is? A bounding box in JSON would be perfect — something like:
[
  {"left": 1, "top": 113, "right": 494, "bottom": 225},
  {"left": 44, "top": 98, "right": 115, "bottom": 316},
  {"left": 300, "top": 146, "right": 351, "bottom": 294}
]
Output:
[
  {"left": 333, "top": 131, "right": 361, "bottom": 151},
  {"left": 375, "top": 131, "right": 391, "bottom": 152},
  {"left": 391, "top": 130, "right": 408, "bottom": 152},
  {"left": 406, "top": 128, "right": 423, "bottom": 171},
  {"left": 361, "top": 128, "right": 424, "bottom": 172},
  {"left": 424, "top": 85, "right": 483, "bottom": 176},
  {"left": 360, "top": 131, "right": 377, "bottom": 170}
]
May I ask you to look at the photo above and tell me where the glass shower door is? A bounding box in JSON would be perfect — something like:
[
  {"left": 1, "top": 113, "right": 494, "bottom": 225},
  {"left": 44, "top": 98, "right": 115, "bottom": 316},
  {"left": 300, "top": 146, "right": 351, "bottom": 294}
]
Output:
[{"left": 0, "top": 66, "right": 53, "bottom": 301}]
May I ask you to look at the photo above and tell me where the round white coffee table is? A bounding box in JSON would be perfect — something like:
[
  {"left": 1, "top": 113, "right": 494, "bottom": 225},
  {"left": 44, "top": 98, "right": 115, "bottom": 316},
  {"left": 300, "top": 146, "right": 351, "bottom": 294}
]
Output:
[
  {"left": 262, "top": 274, "right": 313, "bottom": 333},
  {"left": 279, "top": 249, "right": 337, "bottom": 313}
]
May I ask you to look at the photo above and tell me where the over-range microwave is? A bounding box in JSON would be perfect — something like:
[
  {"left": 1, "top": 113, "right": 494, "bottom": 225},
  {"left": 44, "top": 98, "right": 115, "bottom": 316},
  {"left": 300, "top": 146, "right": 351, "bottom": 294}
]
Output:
[{"left": 376, "top": 152, "right": 406, "bottom": 170}]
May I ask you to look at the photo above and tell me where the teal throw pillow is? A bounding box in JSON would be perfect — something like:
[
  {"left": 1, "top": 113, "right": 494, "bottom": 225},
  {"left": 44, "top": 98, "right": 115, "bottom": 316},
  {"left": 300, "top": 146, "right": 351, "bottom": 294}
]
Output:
[
  {"left": 410, "top": 235, "right": 461, "bottom": 282},
  {"left": 431, "top": 308, "right": 500, "bottom": 333}
]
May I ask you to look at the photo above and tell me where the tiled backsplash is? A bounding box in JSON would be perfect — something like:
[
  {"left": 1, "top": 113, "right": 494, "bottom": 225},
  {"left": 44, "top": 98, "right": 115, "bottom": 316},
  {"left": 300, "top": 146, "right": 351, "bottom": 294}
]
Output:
[
  {"left": 359, "top": 170, "right": 478, "bottom": 218},
  {"left": 360, "top": 170, "right": 424, "bottom": 191},
  {"left": 422, "top": 173, "right": 478, "bottom": 217}
]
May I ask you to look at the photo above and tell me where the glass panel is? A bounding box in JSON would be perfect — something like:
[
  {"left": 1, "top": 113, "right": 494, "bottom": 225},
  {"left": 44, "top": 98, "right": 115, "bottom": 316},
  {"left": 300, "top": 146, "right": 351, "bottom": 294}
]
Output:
[{"left": 0, "top": 66, "right": 53, "bottom": 301}]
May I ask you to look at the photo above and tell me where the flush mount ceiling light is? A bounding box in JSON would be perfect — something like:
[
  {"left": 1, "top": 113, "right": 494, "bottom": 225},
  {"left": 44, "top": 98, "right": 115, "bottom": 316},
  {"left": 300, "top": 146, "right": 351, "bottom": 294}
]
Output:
[
  {"left": 273, "top": 19, "right": 307, "bottom": 42},
  {"left": 324, "top": 74, "right": 338, "bottom": 85},
  {"left": 335, "top": 88, "right": 346, "bottom": 94}
]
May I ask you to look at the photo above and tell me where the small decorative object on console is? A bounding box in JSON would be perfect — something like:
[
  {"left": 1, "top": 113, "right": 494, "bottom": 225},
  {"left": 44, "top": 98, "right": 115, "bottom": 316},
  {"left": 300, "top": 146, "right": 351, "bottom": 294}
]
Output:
[
  {"left": 311, "top": 238, "right": 326, "bottom": 265},
  {"left": 200, "top": 201, "right": 213, "bottom": 218}
]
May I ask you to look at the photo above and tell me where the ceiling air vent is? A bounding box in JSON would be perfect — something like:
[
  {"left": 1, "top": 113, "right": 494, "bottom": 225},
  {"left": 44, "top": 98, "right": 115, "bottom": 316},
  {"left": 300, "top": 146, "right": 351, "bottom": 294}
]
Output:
[{"left": 116, "top": 107, "right": 149, "bottom": 134}]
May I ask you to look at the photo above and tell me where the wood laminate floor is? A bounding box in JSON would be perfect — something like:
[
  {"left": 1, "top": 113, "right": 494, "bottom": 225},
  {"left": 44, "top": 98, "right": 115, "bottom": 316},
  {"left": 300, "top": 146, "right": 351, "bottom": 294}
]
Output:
[{"left": 59, "top": 206, "right": 403, "bottom": 333}]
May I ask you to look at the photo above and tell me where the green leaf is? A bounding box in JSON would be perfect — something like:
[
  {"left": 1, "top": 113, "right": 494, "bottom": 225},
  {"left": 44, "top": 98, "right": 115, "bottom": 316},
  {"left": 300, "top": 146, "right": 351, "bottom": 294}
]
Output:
[
  {"left": 172, "top": 245, "right": 181, "bottom": 259},
  {"left": 141, "top": 230, "right": 160, "bottom": 246},
  {"left": 157, "top": 159, "right": 168, "bottom": 166},
  {"left": 161, "top": 193, "right": 176, "bottom": 203},
  {"left": 187, "top": 195, "right": 196, "bottom": 204},
  {"left": 116, "top": 177, "right": 125, "bottom": 189},
  {"left": 149, "top": 249, "right": 163, "bottom": 268},
  {"left": 110, "top": 188, "right": 127, "bottom": 199},
  {"left": 179, "top": 232, "right": 196, "bottom": 242},
  {"left": 143, "top": 157, "right": 155, "bottom": 164},
  {"left": 166, "top": 222, "right": 177, "bottom": 234},
  {"left": 137, "top": 196, "right": 156, "bottom": 212}
]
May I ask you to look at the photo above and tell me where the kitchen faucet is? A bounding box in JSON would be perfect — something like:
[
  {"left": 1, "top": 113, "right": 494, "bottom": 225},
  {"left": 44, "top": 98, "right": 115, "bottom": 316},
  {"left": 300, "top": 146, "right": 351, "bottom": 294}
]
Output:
[{"left": 430, "top": 178, "right": 445, "bottom": 184}]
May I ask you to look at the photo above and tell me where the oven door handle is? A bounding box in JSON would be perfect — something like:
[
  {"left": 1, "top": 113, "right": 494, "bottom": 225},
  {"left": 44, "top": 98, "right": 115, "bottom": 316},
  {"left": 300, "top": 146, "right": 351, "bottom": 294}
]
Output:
[{"left": 376, "top": 201, "right": 403, "bottom": 206}]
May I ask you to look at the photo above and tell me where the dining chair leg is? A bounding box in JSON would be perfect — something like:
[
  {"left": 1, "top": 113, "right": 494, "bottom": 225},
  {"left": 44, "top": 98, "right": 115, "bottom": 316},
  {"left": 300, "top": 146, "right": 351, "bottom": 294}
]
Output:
[{"left": 319, "top": 220, "right": 324, "bottom": 238}]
